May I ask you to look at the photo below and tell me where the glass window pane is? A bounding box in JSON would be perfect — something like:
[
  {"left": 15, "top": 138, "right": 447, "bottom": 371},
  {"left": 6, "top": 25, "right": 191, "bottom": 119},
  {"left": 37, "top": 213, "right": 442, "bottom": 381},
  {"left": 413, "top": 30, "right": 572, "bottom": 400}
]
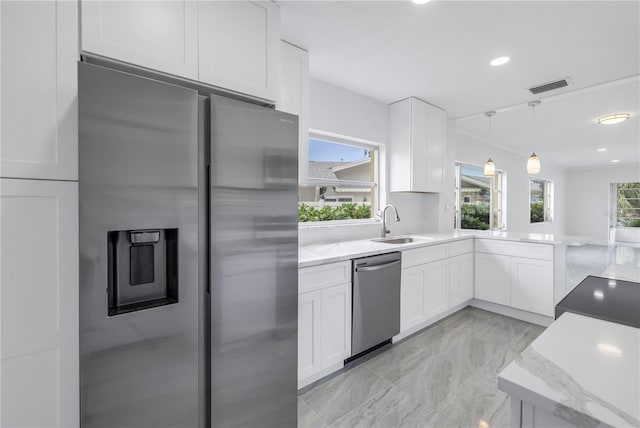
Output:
[
  {"left": 616, "top": 182, "right": 640, "bottom": 227},
  {"left": 530, "top": 178, "right": 546, "bottom": 223},
  {"left": 459, "top": 165, "right": 491, "bottom": 230},
  {"left": 300, "top": 137, "right": 376, "bottom": 222}
]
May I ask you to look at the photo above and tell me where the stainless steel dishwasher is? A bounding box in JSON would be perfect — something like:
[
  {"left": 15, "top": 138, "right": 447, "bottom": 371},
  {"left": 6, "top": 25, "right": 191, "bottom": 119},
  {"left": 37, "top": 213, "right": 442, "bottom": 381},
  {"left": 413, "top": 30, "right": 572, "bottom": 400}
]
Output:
[{"left": 351, "top": 252, "right": 401, "bottom": 358}]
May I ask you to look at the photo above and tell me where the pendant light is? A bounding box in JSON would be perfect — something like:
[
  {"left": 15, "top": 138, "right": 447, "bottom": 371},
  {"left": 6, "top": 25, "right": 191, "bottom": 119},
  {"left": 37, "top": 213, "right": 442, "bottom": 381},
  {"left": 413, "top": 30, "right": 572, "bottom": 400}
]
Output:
[
  {"left": 484, "top": 111, "right": 496, "bottom": 176},
  {"left": 527, "top": 100, "right": 541, "bottom": 174}
]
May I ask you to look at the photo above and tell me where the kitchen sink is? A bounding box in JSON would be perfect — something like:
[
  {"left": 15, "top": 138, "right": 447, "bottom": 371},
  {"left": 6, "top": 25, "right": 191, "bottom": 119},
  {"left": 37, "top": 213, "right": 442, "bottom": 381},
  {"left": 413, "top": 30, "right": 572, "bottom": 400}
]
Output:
[{"left": 371, "top": 237, "right": 416, "bottom": 244}]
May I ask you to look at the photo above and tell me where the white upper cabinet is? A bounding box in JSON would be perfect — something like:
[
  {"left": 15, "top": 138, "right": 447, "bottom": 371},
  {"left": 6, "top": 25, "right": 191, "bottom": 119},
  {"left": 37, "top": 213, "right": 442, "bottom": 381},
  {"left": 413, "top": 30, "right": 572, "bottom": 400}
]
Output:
[
  {"left": 1, "top": 0, "right": 78, "bottom": 180},
  {"left": 81, "top": 0, "right": 198, "bottom": 79},
  {"left": 199, "top": 1, "right": 281, "bottom": 102},
  {"left": 278, "top": 41, "right": 309, "bottom": 181},
  {"left": 389, "top": 97, "right": 445, "bottom": 193}
]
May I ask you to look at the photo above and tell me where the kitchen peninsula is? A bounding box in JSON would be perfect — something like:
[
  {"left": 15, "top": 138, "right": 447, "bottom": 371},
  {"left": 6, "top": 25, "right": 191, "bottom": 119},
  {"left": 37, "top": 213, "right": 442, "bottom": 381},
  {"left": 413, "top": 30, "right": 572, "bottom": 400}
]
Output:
[{"left": 498, "top": 312, "right": 640, "bottom": 428}]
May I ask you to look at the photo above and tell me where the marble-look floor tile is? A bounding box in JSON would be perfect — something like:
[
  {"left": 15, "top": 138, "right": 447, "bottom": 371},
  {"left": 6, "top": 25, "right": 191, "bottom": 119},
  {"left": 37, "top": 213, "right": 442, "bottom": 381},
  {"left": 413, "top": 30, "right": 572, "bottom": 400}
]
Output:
[
  {"left": 477, "top": 314, "right": 530, "bottom": 349},
  {"left": 299, "top": 307, "right": 544, "bottom": 428},
  {"left": 331, "top": 385, "right": 440, "bottom": 428},
  {"left": 439, "top": 367, "right": 509, "bottom": 428},
  {"left": 394, "top": 336, "right": 496, "bottom": 409},
  {"left": 298, "top": 399, "right": 327, "bottom": 428},
  {"left": 301, "top": 366, "right": 392, "bottom": 425},
  {"left": 510, "top": 324, "right": 546, "bottom": 354}
]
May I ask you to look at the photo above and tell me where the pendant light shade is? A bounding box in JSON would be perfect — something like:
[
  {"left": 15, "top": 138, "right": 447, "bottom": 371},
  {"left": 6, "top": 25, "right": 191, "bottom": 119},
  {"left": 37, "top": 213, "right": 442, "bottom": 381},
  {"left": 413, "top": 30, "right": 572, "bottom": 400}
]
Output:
[
  {"left": 528, "top": 101, "right": 541, "bottom": 174},
  {"left": 527, "top": 153, "right": 540, "bottom": 174},
  {"left": 484, "top": 158, "right": 496, "bottom": 176},
  {"left": 484, "top": 111, "right": 496, "bottom": 176}
]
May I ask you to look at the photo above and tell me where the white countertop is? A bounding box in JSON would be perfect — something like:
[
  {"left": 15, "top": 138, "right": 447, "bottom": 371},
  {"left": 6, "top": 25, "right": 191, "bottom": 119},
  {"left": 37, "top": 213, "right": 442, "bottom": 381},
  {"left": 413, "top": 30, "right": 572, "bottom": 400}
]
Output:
[
  {"left": 298, "top": 230, "right": 589, "bottom": 268},
  {"left": 498, "top": 312, "right": 640, "bottom": 427}
]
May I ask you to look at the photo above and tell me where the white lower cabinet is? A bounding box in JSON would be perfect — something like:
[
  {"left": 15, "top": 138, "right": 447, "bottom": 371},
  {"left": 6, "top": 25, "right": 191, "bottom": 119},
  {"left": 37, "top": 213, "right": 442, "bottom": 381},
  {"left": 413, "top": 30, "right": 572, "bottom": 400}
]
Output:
[
  {"left": 399, "top": 242, "right": 456, "bottom": 338},
  {"left": 400, "top": 265, "right": 427, "bottom": 331},
  {"left": 297, "top": 290, "right": 322, "bottom": 381},
  {"left": 475, "top": 252, "right": 511, "bottom": 305},
  {"left": 321, "top": 283, "right": 351, "bottom": 367},
  {"left": 298, "top": 261, "right": 351, "bottom": 388},
  {"left": 0, "top": 178, "right": 78, "bottom": 427},
  {"left": 423, "top": 259, "right": 449, "bottom": 319},
  {"left": 510, "top": 257, "right": 554, "bottom": 317},
  {"left": 449, "top": 252, "right": 474, "bottom": 306},
  {"left": 474, "top": 239, "right": 558, "bottom": 317}
]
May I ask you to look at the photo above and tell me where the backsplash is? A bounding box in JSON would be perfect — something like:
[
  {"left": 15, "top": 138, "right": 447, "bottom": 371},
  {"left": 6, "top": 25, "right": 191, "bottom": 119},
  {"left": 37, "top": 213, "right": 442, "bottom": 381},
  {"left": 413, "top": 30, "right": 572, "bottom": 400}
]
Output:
[{"left": 299, "top": 222, "right": 381, "bottom": 246}]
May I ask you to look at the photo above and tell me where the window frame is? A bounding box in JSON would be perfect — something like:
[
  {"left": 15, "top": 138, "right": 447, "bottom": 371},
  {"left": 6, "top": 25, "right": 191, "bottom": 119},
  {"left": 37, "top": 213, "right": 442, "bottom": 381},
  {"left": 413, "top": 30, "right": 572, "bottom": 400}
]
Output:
[
  {"left": 529, "top": 176, "right": 554, "bottom": 225},
  {"left": 454, "top": 161, "right": 507, "bottom": 231},
  {"left": 611, "top": 182, "right": 640, "bottom": 229},
  {"left": 299, "top": 130, "right": 382, "bottom": 225}
]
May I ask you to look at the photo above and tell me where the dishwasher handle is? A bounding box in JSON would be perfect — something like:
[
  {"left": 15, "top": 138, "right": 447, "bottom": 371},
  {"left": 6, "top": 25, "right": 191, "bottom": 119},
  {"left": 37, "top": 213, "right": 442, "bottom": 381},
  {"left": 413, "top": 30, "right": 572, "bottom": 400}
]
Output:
[{"left": 355, "top": 259, "right": 400, "bottom": 273}]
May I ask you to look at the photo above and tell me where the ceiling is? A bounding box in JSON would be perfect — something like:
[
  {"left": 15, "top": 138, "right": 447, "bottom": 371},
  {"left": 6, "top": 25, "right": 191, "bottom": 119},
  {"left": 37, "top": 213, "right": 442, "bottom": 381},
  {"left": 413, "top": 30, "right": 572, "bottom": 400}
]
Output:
[{"left": 279, "top": 1, "right": 640, "bottom": 169}]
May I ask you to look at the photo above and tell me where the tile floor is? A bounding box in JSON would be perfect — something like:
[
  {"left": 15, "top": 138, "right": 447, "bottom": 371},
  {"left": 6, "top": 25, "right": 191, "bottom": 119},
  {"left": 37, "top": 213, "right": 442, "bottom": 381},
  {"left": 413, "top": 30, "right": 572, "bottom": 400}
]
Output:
[{"left": 297, "top": 307, "right": 545, "bottom": 428}]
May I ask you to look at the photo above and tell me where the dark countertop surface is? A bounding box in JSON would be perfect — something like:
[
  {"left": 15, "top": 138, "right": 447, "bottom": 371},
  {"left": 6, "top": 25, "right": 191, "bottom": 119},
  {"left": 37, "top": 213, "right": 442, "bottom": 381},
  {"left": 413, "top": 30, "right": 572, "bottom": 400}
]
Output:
[{"left": 556, "top": 275, "right": 640, "bottom": 329}]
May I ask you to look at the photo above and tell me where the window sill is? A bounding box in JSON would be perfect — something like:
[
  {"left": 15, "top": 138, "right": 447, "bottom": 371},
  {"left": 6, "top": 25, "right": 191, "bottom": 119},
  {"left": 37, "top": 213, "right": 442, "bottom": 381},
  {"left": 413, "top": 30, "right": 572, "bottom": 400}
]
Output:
[{"left": 529, "top": 221, "right": 553, "bottom": 227}]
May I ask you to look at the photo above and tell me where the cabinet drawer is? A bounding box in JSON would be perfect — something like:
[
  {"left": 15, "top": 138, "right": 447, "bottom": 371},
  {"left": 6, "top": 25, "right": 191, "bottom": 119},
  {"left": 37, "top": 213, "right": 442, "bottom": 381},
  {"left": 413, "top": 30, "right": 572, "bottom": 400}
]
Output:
[
  {"left": 402, "top": 244, "right": 449, "bottom": 268},
  {"left": 475, "top": 239, "right": 553, "bottom": 261},
  {"left": 299, "top": 261, "right": 351, "bottom": 293},
  {"left": 449, "top": 239, "right": 473, "bottom": 257}
]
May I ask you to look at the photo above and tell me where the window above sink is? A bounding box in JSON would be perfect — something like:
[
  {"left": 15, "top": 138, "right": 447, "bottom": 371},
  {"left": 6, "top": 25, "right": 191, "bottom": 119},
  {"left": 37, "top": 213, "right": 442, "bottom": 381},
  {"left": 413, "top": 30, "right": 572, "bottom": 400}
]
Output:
[{"left": 299, "top": 131, "right": 381, "bottom": 224}]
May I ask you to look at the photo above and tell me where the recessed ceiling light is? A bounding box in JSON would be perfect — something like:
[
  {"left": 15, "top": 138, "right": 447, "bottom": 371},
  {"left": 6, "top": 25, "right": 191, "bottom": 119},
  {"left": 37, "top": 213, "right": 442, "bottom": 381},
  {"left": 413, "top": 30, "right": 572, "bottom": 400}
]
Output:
[
  {"left": 598, "top": 113, "right": 630, "bottom": 125},
  {"left": 597, "top": 148, "right": 607, "bottom": 152},
  {"left": 412, "top": 0, "right": 431, "bottom": 4},
  {"left": 593, "top": 290, "right": 604, "bottom": 300},
  {"left": 490, "top": 56, "right": 510, "bottom": 66},
  {"left": 611, "top": 160, "right": 620, "bottom": 163}
]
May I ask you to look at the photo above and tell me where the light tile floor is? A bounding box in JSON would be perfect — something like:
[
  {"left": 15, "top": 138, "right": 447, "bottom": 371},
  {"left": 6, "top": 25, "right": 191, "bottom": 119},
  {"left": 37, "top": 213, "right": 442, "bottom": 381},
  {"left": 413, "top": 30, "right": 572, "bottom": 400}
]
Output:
[{"left": 298, "top": 307, "right": 545, "bottom": 428}]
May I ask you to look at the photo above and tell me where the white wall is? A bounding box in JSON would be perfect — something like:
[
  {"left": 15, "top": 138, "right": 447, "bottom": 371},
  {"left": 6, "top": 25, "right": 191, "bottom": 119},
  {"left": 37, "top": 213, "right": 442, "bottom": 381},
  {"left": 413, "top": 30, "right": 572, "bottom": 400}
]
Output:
[
  {"left": 300, "top": 79, "right": 439, "bottom": 245},
  {"left": 565, "top": 165, "right": 640, "bottom": 245},
  {"left": 455, "top": 131, "right": 568, "bottom": 236}
]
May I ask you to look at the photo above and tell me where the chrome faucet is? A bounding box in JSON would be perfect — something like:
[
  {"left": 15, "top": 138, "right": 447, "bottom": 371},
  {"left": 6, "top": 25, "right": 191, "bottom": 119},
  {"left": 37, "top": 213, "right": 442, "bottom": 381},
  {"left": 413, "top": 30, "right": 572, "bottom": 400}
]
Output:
[{"left": 378, "top": 204, "right": 400, "bottom": 237}]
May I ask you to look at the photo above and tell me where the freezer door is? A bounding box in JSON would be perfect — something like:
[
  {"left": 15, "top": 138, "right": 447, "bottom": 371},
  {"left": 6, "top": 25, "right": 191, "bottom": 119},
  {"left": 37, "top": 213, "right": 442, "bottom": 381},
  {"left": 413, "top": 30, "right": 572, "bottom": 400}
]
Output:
[
  {"left": 79, "top": 62, "right": 203, "bottom": 427},
  {"left": 209, "top": 95, "right": 298, "bottom": 427}
]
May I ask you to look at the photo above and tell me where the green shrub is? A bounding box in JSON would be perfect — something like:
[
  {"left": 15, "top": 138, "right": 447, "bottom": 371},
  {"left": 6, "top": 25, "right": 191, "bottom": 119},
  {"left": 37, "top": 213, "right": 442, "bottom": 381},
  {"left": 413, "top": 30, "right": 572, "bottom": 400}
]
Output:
[
  {"left": 530, "top": 202, "right": 544, "bottom": 223},
  {"left": 460, "top": 203, "right": 489, "bottom": 230},
  {"left": 298, "top": 203, "right": 371, "bottom": 222}
]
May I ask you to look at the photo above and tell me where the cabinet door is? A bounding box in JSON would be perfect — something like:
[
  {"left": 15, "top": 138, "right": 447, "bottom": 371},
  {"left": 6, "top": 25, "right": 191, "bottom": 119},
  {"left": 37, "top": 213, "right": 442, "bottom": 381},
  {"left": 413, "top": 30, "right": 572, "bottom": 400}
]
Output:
[
  {"left": 475, "top": 253, "right": 511, "bottom": 305},
  {"left": 511, "top": 257, "right": 554, "bottom": 316},
  {"left": 298, "top": 290, "right": 322, "bottom": 382},
  {"left": 81, "top": 0, "right": 198, "bottom": 79},
  {"left": 424, "top": 259, "right": 449, "bottom": 319},
  {"left": 400, "top": 265, "right": 427, "bottom": 331},
  {"left": 321, "top": 283, "right": 351, "bottom": 367},
  {"left": 1, "top": 1, "right": 77, "bottom": 180},
  {"left": 0, "top": 179, "right": 78, "bottom": 427},
  {"left": 410, "top": 98, "right": 429, "bottom": 192},
  {"left": 199, "top": 1, "right": 280, "bottom": 102},
  {"left": 450, "top": 253, "right": 474, "bottom": 306},
  {"left": 424, "top": 103, "right": 445, "bottom": 192},
  {"left": 278, "top": 41, "right": 309, "bottom": 183}
]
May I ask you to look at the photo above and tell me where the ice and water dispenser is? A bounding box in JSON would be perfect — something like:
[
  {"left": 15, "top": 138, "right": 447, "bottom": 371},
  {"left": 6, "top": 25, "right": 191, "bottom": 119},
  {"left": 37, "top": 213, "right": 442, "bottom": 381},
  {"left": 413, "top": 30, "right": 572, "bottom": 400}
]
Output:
[{"left": 107, "top": 229, "right": 178, "bottom": 316}]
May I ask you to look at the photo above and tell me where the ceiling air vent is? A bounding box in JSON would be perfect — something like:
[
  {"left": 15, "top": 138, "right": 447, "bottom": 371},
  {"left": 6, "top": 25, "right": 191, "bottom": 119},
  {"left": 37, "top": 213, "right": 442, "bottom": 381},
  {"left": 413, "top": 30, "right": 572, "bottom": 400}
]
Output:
[{"left": 528, "top": 77, "right": 571, "bottom": 95}]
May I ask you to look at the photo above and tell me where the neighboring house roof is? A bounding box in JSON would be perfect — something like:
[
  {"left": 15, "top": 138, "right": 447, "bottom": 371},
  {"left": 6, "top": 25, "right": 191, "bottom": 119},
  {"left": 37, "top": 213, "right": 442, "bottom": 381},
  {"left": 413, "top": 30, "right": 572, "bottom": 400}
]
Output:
[
  {"left": 308, "top": 161, "right": 343, "bottom": 180},
  {"left": 460, "top": 175, "right": 490, "bottom": 191},
  {"left": 308, "top": 158, "right": 372, "bottom": 180},
  {"left": 331, "top": 158, "right": 371, "bottom": 173}
]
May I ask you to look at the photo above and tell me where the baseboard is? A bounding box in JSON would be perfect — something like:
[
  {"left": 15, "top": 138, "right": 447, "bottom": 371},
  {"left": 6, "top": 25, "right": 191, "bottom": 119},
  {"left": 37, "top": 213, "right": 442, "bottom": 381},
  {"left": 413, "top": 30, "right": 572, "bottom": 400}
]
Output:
[
  {"left": 470, "top": 299, "right": 554, "bottom": 327},
  {"left": 298, "top": 361, "right": 344, "bottom": 390}
]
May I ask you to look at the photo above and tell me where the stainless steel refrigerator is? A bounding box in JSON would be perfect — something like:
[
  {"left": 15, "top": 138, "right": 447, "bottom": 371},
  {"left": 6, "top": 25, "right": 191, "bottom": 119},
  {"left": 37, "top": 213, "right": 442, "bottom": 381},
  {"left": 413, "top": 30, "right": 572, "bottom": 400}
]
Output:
[{"left": 79, "top": 62, "right": 298, "bottom": 427}]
